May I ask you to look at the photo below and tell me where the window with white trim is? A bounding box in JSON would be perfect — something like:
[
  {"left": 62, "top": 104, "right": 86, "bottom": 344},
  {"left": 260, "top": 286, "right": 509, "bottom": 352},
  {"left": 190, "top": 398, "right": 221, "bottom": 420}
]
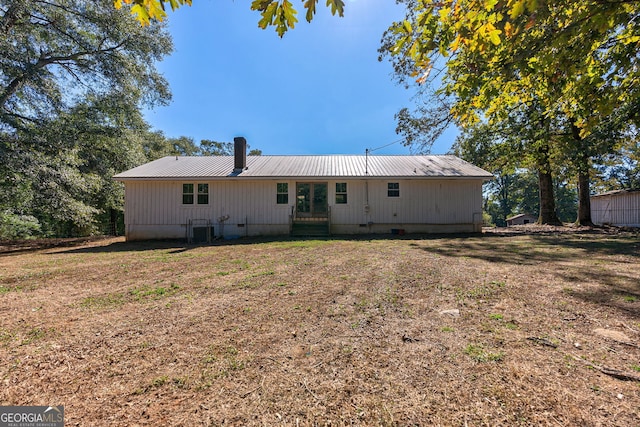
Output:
[
  {"left": 276, "top": 183, "right": 288, "bottom": 204},
  {"left": 335, "top": 183, "right": 347, "bottom": 204},
  {"left": 387, "top": 182, "right": 400, "bottom": 197},
  {"left": 183, "top": 183, "right": 209, "bottom": 205},
  {"left": 197, "top": 183, "right": 209, "bottom": 204},
  {"left": 183, "top": 184, "right": 194, "bottom": 204}
]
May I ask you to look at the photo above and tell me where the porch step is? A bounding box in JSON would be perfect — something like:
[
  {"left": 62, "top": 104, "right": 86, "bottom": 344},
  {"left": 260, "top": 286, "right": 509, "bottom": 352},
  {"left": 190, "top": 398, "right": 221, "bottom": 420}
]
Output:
[{"left": 291, "top": 221, "right": 330, "bottom": 237}]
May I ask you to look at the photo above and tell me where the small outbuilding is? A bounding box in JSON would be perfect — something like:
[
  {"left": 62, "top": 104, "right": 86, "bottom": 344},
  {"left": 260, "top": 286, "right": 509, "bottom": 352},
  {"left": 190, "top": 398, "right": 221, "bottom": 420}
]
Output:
[
  {"left": 113, "top": 138, "right": 493, "bottom": 241},
  {"left": 506, "top": 213, "right": 538, "bottom": 226},
  {"left": 591, "top": 189, "right": 640, "bottom": 228}
]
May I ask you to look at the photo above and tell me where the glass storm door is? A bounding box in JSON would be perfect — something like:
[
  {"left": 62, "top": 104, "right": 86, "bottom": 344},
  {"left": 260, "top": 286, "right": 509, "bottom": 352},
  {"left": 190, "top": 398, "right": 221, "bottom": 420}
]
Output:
[{"left": 296, "top": 183, "right": 327, "bottom": 218}]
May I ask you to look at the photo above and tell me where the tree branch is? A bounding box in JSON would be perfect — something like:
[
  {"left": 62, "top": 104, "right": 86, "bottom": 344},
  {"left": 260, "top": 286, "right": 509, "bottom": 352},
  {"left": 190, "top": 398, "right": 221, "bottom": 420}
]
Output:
[{"left": 0, "top": 39, "right": 128, "bottom": 111}]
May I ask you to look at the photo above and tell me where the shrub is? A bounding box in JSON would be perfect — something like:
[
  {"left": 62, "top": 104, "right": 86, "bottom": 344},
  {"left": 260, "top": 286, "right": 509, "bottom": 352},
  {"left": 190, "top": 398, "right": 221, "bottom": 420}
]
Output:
[
  {"left": 0, "top": 210, "right": 41, "bottom": 240},
  {"left": 482, "top": 211, "right": 495, "bottom": 227}
]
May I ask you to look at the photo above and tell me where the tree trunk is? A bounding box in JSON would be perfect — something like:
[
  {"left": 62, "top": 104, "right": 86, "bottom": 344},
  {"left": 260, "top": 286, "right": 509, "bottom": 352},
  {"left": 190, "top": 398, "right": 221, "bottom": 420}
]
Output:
[
  {"left": 536, "top": 140, "right": 562, "bottom": 225},
  {"left": 538, "top": 169, "right": 562, "bottom": 225},
  {"left": 577, "top": 168, "right": 593, "bottom": 226},
  {"left": 109, "top": 208, "right": 118, "bottom": 236},
  {"left": 571, "top": 123, "right": 594, "bottom": 226},
  {"left": 498, "top": 174, "right": 512, "bottom": 225}
]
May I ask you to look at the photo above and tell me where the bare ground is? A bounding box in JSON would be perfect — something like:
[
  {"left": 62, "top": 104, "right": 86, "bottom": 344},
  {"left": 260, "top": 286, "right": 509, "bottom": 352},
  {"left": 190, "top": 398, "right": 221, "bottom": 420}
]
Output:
[{"left": 1, "top": 227, "right": 639, "bottom": 426}]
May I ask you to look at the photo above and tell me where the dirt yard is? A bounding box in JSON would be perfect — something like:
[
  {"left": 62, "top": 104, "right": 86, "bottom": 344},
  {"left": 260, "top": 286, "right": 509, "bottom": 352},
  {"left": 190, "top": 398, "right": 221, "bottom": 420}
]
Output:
[{"left": 1, "top": 228, "right": 639, "bottom": 426}]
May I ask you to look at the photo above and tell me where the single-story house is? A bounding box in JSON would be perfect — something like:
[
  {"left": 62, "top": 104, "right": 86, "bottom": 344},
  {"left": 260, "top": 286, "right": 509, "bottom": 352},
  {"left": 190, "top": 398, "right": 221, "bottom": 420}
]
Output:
[
  {"left": 113, "top": 138, "right": 493, "bottom": 241},
  {"left": 506, "top": 213, "right": 538, "bottom": 226},
  {"left": 591, "top": 189, "right": 640, "bottom": 228}
]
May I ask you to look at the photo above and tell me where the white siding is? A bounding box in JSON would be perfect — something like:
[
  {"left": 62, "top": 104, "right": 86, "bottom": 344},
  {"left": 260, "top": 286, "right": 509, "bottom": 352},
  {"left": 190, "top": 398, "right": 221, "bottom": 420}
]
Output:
[
  {"left": 124, "top": 180, "right": 294, "bottom": 240},
  {"left": 123, "top": 178, "right": 484, "bottom": 240},
  {"left": 591, "top": 192, "right": 640, "bottom": 227},
  {"left": 329, "top": 179, "right": 482, "bottom": 233}
]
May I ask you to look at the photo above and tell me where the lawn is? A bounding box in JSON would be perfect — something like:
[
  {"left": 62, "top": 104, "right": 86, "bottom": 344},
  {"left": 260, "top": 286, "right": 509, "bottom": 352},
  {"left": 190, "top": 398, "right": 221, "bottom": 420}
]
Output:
[{"left": 1, "top": 229, "right": 639, "bottom": 426}]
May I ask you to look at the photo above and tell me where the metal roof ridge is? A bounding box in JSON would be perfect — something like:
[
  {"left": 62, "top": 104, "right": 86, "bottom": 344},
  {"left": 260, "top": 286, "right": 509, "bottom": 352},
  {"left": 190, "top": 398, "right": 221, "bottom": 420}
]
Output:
[{"left": 167, "top": 154, "right": 456, "bottom": 157}]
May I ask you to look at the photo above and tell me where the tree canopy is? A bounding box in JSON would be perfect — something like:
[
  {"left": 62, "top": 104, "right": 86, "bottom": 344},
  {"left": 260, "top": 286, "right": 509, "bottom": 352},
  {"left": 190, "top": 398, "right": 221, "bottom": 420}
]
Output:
[
  {"left": 383, "top": 0, "right": 639, "bottom": 134},
  {"left": 380, "top": 0, "right": 639, "bottom": 224},
  {"left": 116, "top": 0, "right": 346, "bottom": 36},
  {"left": 0, "top": 0, "right": 173, "bottom": 237},
  {"left": 1, "top": 0, "right": 172, "bottom": 129}
]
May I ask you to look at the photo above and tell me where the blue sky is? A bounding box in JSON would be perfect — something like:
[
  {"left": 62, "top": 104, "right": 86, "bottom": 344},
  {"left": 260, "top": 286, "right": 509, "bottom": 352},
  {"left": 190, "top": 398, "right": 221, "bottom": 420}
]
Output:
[{"left": 144, "top": 0, "right": 458, "bottom": 155}]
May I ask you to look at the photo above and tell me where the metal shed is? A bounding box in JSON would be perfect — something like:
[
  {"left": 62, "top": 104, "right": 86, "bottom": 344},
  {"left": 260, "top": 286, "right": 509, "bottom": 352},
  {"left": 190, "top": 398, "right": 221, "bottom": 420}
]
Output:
[
  {"left": 506, "top": 214, "right": 538, "bottom": 226},
  {"left": 591, "top": 189, "right": 640, "bottom": 228}
]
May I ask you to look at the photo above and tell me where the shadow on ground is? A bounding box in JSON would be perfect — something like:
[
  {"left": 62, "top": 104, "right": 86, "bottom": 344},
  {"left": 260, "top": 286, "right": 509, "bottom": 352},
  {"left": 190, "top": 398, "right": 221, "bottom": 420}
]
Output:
[{"left": 410, "top": 232, "right": 640, "bottom": 265}]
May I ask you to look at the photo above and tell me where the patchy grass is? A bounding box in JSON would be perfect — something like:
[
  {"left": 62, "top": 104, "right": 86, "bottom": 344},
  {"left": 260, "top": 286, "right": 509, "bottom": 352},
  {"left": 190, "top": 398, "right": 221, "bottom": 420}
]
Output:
[
  {"left": 464, "top": 343, "right": 505, "bottom": 362},
  {"left": 0, "top": 229, "right": 639, "bottom": 426}
]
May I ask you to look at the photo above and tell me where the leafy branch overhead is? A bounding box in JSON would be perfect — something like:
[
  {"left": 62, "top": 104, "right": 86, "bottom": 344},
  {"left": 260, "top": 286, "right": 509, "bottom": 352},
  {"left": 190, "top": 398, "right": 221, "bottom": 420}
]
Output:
[
  {"left": 115, "top": 0, "right": 345, "bottom": 36},
  {"left": 382, "top": 0, "right": 640, "bottom": 135},
  {"left": 114, "top": 0, "right": 193, "bottom": 26}
]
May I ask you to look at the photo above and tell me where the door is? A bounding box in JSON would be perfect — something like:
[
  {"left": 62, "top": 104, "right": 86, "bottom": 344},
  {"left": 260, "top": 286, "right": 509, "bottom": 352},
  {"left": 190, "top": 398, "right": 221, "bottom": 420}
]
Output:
[{"left": 296, "top": 182, "right": 328, "bottom": 218}]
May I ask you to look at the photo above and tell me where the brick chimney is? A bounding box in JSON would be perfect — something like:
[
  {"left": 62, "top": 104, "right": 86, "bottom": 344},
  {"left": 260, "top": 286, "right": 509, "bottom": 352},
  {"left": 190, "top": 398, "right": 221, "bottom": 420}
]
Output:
[{"left": 233, "top": 137, "right": 246, "bottom": 173}]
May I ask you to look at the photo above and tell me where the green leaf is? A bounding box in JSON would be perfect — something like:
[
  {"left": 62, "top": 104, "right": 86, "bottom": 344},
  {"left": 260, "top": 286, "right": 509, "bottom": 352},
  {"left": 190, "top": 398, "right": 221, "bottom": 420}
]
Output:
[
  {"left": 488, "top": 29, "right": 501, "bottom": 45},
  {"left": 130, "top": 4, "right": 151, "bottom": 25},
  {"left": 509, "top": 0, "right": 525, "bottom": 19},
  {"left": 403, "top": 20, "right": 412, "bottom": 34},
  {"left": 257, "top": 2, "right": 278, "bottom": 29},
  {"left": 525, "top": 0, "right": 538, "bottom": 13},
  {"left": 484, "top": 0, "right": 498, "bottom": 11},
  {"left": 250, "top": 0, "right": 274, "bottom": 13},
  {"left": 282, "top": 0, "right": 298, "bottom": 28},
  {"left": 326, "top": 0, "right": 345, "bottom": 17},
  {"left": 303, "top": 0, "right": 318, "bottom": 23},
  {"left": 168, "top": 0, "right": 180, "bottom": 11}
]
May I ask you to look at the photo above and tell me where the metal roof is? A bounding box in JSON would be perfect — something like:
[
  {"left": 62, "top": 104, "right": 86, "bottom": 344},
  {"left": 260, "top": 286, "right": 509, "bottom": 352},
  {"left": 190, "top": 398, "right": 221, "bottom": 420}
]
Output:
[
  {"left": 113, "top": 155, "right": 494, "bottom": 180},
  {"left": 505, "top": 213, "right": 537, "bottom": 221},
  {"left": 591, "top": 189, "right": 640, "bottom": 198}
]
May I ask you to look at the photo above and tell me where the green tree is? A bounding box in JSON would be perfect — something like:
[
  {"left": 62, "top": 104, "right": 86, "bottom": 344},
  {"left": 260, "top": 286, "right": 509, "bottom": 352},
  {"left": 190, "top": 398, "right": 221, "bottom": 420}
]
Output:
[
  {"left": 1, "top": 0, "right": 173, "bottom": 237},
  {"left": 199, "top": 140, "right": 234, "bottom": 156},
  {"left": 168, "top": 136, "right": 199, "bottom": 156},
  {"left": 383, "top": 0, "right": 639, "bottom": 131},
  {"left": 452, "top": 103, "right": 563, "bottom": 225},
  {"left": 1, "top": 91, "right": 152, "bottom": 236},
  {"left": 199, "top": 139, "right": 262, "bottom": 156},
  {"left": 1, "top": 0, "right": 172, "bottom": 128},
  {"left": 454, "top": 123, "right": 577, "bottom": 227},
  {"left": 140, "top": 130, "right": 176, "bottom": 160},
  {"left": 593, "top": 133, "right": 640, "bottom": 192},
  {"left": 381, "top": 0, "right": 638, "bottom": 225}
]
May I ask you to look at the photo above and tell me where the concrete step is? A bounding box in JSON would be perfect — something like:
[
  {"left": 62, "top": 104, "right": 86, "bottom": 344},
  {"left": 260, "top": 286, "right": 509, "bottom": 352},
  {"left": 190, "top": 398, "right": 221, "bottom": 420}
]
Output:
[{"left": 291, "top": 221, "right": 330, "bottom": 237}]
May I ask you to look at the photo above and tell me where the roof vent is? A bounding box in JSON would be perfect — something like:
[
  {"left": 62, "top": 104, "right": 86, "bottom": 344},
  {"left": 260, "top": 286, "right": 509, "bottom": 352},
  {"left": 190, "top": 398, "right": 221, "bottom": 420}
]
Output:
[{"left": 233, "top": 137, "right": 247, "bottom": 173}]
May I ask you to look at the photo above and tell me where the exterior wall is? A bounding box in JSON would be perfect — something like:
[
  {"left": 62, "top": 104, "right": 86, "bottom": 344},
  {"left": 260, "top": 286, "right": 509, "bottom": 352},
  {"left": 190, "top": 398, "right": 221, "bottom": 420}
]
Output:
[
  {"left": 123, "top": 180, "right": 293, "bottom": 240},
  {"left": 591, "top": 192, "right": 640, "bottom": 227},
  {"left": 328, "top": 179, "right": 483, "bottom": 234},
  {"left": 122, "top": 178, "right": 484, "bottom": 240}
]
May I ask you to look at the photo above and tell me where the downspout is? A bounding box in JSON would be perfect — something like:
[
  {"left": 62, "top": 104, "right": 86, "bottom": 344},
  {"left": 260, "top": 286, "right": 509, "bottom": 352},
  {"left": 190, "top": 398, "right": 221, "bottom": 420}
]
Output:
[
  {"left": 365, "top": 179, "right": 371, "bottom": 232},
  {"left": 217, "top": 215, "right": 229, "bottom": 239}
]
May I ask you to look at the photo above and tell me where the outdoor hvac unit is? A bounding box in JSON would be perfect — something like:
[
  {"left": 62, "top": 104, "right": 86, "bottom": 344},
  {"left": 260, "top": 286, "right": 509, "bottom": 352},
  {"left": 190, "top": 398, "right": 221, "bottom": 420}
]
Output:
[
  {"left": 192, "top": 226, "right": 214, "bottom": 243},
  {"left": 188, "top": 219, "right": 213, "bottom": 243}
]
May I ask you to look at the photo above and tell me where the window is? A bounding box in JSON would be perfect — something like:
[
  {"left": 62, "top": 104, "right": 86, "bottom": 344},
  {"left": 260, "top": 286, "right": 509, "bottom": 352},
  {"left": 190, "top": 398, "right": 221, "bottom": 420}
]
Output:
[
  {"left": 197, "top": 183, "right": 209, "bottom": 204},
  {"left": 388, "top": 182, "right": 400, "bottom": 197},
  {"left": 183, "top": 183, "right": 208, "bottom": 205},
  {"left": 335, "top": 183, "right": 347, "bottom": 204},
  {"left": 276, "top": 183, "right": 288, "bottom": 204},
  {"left": 183, "top": 184, "right": 194, "bottom": 204}
]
